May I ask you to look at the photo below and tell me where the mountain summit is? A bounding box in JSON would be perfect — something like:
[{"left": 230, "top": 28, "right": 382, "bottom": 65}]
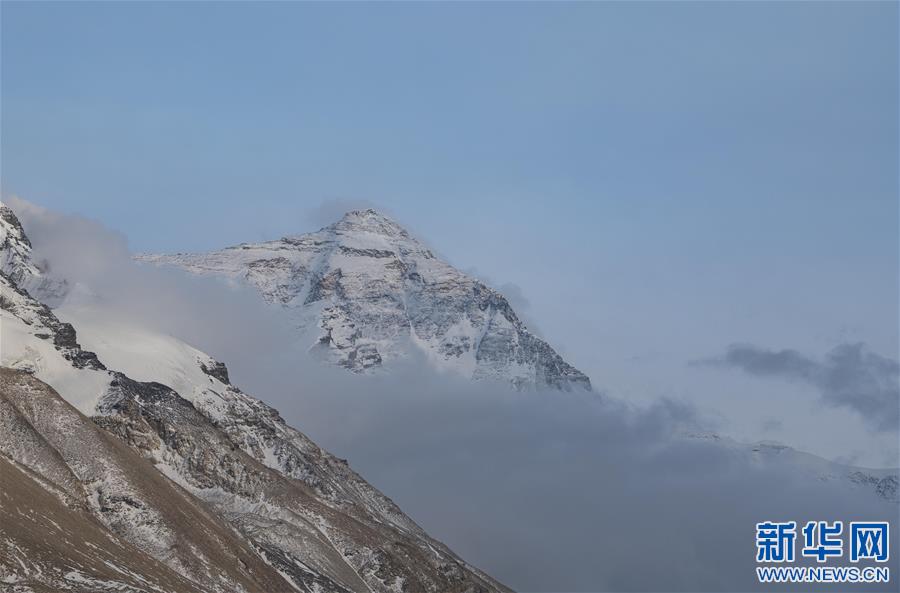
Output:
[{"left": 140, "top": 209, "right": 592, "bottom": 391}]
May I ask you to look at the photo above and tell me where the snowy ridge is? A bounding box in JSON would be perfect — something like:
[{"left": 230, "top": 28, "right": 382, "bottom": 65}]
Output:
[
  {"left": 138, "top": 209, "right": 592, "bottom": 391},
  {"left": 684, "top": 432, "right": 898, "bottom": 503}
]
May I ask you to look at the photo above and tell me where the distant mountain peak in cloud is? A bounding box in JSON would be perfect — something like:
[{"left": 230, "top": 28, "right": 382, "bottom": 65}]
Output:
[{"left": 140, "top": 210, "right": 592, "bottom": 391}]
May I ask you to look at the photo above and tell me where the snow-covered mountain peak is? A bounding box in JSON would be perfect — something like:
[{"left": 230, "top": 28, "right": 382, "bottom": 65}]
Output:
[
  {"left": 329, "top": 208, "right": 414, "bottom": 239},
  {"left": 277, "top": 208, "right": 431, "bottom": 261},
  {"left": 141, "top": 211, "right": 593, "bottom": 390}
]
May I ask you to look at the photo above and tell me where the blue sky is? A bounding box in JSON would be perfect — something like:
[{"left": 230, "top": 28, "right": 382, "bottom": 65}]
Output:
[{"left": 2, "top": 2, "right": 898, "bottom": 465}]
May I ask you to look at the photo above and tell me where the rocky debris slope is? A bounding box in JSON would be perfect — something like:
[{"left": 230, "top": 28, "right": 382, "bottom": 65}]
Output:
[
  {"left": 0, "top": 454, "right": 209, "bottom": 593},
  {"left": 0, "top": 202, "right": 511, "bottom": 592},
  {"left": 0, "top": 369, "right": 292, "bottom": 593},
  {"left": 138, "top": 209, "right": 591, "bottom": 391}
]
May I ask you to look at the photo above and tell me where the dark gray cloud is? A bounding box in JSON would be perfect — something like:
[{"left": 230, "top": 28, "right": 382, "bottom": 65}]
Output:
[
  {"left": 9, "top": 199, "right": 897, "bottom": 593},
  {"left": 697, "top": 343, "right": 899, "bottom": 432}
]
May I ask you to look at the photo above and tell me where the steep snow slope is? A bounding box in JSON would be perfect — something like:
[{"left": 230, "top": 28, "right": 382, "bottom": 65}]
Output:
[
  {"left": 138, "top": 209, "right": 591, "bottom": 391},
  {"left": 0, "top": 202, "right": 511, "bottom": 593}
]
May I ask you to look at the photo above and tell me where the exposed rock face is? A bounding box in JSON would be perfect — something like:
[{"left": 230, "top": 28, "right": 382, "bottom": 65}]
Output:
[
  {"left": 0, "top": 203, "right": 67, "bottom": 304},
  {"left": 848, "top": 471, "right": 899, "bottom": 503},
  {"left": 199, "top": 359, "right": 230, "bottom": 384},
  {"left": 0, "top": 204, "right": 34, "bottom": 285},
  {"left": 138, "top": 209, "right": 592, "bottom": 391},
  {"left": 0, "top": 202, "right": 512, "bottom": 592},
  {"left": 0, "top": 272, "right": 106, "bottom": 372}
]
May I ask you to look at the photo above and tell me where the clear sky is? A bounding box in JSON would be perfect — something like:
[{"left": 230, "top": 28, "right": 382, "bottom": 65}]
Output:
[{"left": 2, "top": 2, "right": 898, "bottom": 466}]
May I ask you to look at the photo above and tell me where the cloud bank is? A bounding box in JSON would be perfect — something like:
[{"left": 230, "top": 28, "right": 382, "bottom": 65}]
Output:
[{"left": 696, "top": 343, "right": 899, "bottom": 432}]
